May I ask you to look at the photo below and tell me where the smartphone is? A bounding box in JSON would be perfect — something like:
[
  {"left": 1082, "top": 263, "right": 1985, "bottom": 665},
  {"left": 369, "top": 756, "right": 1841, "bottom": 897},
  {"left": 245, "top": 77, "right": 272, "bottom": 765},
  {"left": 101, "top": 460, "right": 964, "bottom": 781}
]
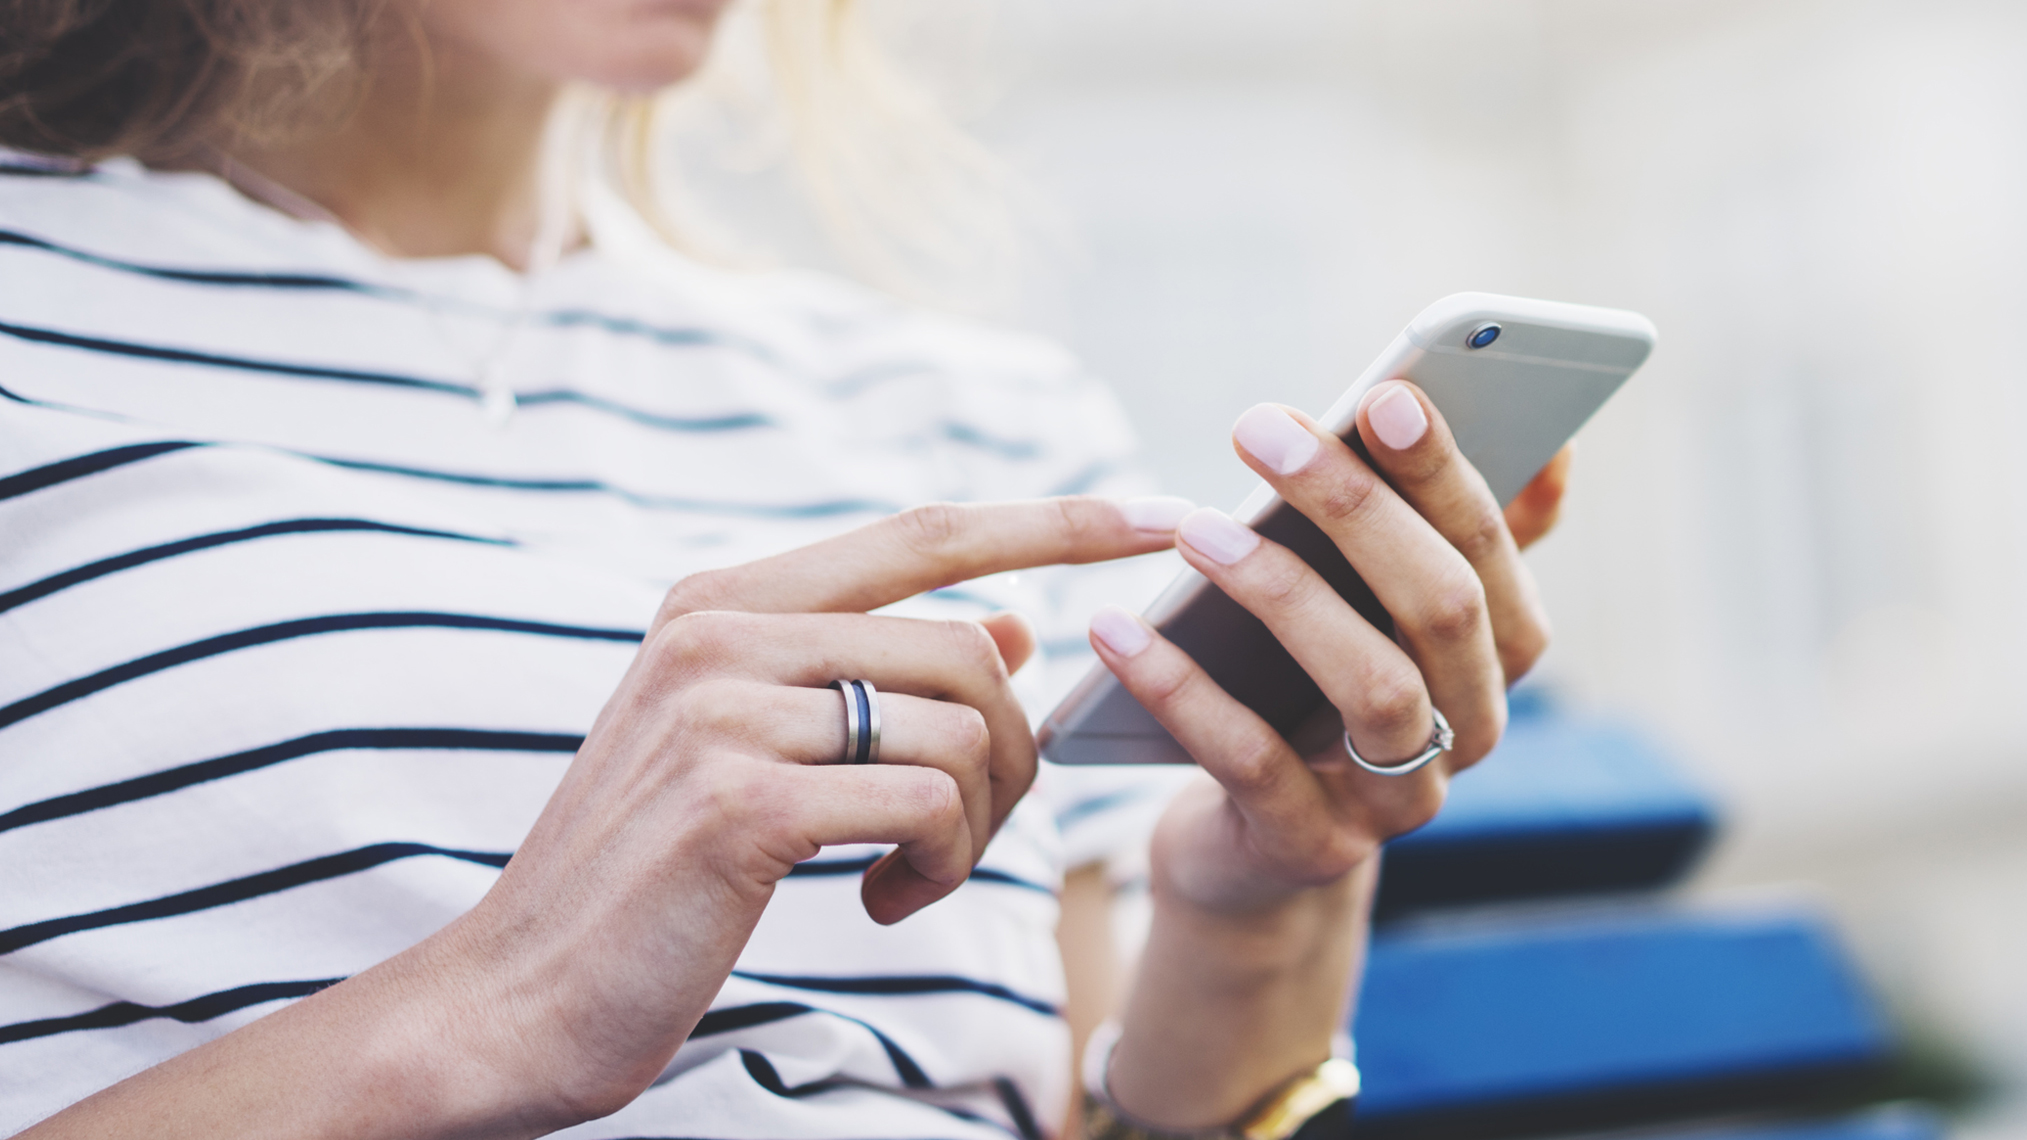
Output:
[{"left": 1038, "top": 292, "right": 1657, "bottom": 765}]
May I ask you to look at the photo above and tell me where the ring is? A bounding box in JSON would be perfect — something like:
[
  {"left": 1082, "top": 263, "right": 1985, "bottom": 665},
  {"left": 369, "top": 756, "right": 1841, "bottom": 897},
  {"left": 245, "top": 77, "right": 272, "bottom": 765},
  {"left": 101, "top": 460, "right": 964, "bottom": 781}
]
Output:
[
  {"left": 828, "top": 680, "right": 881, "bottom": 765},
  {"left": 1343, "top": 706, "right": 1453, "bottom": 776}
]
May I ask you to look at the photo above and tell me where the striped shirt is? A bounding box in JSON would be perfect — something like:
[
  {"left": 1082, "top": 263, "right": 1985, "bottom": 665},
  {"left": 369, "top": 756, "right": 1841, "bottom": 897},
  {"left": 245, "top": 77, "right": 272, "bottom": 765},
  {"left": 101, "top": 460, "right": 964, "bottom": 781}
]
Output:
[{"left": 0, "top": 154, "right": 1192, "bottom": 1137}]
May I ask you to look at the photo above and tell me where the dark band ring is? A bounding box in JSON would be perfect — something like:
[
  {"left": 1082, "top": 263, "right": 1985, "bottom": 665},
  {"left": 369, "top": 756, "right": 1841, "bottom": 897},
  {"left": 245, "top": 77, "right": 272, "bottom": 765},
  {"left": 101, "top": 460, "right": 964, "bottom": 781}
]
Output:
[{"left": 828, "top": 679, "right": 881, "bottom": 765}]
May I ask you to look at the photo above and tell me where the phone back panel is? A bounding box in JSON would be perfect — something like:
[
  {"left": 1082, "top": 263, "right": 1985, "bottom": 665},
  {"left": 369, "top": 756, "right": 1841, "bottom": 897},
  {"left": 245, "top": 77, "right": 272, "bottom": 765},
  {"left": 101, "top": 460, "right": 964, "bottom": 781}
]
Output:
[{"left": 1038, "top": 294, "right": 1655, "bottom": 765}]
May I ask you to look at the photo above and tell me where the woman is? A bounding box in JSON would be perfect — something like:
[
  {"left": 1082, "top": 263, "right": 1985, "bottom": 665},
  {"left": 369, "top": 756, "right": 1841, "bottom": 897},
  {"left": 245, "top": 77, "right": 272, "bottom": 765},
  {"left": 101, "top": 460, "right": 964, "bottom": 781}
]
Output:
[{"left": 0, "top": 1, "right": 1564, "bottom": 1136}]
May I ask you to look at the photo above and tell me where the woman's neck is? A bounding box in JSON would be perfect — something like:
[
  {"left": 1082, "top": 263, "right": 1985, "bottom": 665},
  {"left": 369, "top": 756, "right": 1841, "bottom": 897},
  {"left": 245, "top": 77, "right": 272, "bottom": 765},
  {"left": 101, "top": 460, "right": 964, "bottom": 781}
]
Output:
[{"left": 218, "top": 34, "right": 564, "bottom": 271}]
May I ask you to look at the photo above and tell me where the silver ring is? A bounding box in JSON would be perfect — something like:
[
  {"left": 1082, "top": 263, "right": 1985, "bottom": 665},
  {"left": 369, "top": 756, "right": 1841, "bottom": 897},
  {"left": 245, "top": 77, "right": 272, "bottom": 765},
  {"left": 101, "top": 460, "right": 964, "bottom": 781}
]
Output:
[
  {"left": 828, "top": 680, "right": 881, "bottom": 765},
  {"left": 859, "top": 680, "right": 881, "bottom": 765},
  {"left": 1343, "top": 707, "right": 1453, "bottom": 776}
]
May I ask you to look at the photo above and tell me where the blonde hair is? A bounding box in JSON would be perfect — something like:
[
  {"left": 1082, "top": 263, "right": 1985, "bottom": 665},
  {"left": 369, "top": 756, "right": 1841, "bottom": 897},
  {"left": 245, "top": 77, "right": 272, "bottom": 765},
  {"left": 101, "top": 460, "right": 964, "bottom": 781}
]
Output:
[{"left": 604, "top": 0, "right": 1022, "bottom": 308}]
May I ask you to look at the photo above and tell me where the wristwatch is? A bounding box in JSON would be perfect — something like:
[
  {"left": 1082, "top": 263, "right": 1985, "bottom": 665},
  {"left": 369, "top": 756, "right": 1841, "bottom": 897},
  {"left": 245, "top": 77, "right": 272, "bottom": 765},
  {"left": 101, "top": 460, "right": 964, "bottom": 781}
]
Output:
[{"left": 1080, "top": 1022, "right": 1360, "bottom": 1140}]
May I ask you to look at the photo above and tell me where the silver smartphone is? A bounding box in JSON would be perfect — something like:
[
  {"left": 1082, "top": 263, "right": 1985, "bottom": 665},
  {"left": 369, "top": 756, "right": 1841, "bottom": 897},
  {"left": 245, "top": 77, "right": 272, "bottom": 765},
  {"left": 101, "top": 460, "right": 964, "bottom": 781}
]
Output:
[{"left": 1038, "top": 292, "right": 1657, "bottom": 765}]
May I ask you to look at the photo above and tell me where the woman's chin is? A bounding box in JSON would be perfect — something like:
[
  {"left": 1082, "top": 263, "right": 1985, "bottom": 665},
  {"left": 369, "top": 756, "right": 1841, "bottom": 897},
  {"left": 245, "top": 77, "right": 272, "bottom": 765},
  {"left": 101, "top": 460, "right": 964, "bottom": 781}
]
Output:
[
  {"left": 584, "top": 47, "right": 714, "bottom": 94},
  {"left": 427, "top": 0, "right": 727, "bottom": 94},
  {"left": 574, "top": 17, "right": 724, "bottom": 91}
]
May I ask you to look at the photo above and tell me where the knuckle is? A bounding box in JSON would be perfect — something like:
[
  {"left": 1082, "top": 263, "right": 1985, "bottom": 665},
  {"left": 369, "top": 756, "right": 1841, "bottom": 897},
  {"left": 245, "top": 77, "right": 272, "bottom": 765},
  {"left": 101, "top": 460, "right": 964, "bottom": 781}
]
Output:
[
  {"left": 669, "top": 677, "right": 751, "bottom": 740},
  {"left": 1451, "top": 505, "right": 1511, "bottom": 566},
  {"left": 695, "top": 762, "right": 773, "bottom": 830},
  {"left": 1388, "top": 776, "right": 1450, "bottom": 836},
  {"left": 642, "top": 619, "right": 700, "bottom": 677},
  {"left": 892, "top": 502, "right": 970, "bottom": 562},
  {"left": 1312, "top": 469, "right": 1384, "bottom": 527},
  {"left": 947, "top": 705, "right": 992, "bottom": 769},
  {"left": 1501, "top": 619, "right": 1552, "bottom": 683},
  {"left": 1398, "top": 434, "right": 1456, "bottom": 482},
  {"left": 659, "top": 570, "right": 735, "bottom": 622},
  {"left": 1417, "top": 576, "right": 1488, "bottom": 645},
  {"left": 1353, "top": 669, "right": 1427, "bottom": 742},
  {"left": 905, "top": 768, "right": 965, "bottom": 827},
  {"left": 659, "top": 609, "right": 751, "bottom": 671},
  {"left": 1132, "top": 655, "right": 1196, "bottom": 715},
  {"left": 941, "top": 619, "right": 1005, "bottom": 676},
  {"left": 1251, "top": 552, "right": 1318, "bottom": 610},
  {"left": 1050, "top": 496, "right": 1104, "bottom": 555},
  {"left": 1450, "top": 703, "right": 1508, "bottom": 769},
  {"left": 1220, "top": 732, "right": 1284, "bottom": 794},
  {"left": 1311, "top": 830, "right": 1379, "bottom": 881}
]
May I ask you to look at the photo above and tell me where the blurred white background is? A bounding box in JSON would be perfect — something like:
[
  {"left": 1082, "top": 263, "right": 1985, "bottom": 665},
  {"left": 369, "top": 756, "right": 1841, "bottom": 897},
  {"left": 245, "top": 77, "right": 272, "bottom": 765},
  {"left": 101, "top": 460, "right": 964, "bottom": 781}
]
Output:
[{"left": 696, "top": 0, "right": 2027, "bottom": 1130}]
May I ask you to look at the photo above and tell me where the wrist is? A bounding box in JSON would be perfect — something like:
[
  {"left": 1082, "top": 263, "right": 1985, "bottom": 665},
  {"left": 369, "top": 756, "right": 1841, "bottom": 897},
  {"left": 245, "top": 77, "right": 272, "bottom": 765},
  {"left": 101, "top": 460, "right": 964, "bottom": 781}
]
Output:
[
  {"left": 1086, "top": 1018, "right": 1360, "bottom": 1140},
  {"left": 346, "top": 918, "right": 583, "bottom": 1139},
  {"left": 402, "top": 899, "right": 687, "bottom": 1134},
  {"left": 1148, "top": 855, "right": 1365, "bottom": 979},
  {"left": 1107, "top": 863, "right": 1371, "bottom": 1128}
]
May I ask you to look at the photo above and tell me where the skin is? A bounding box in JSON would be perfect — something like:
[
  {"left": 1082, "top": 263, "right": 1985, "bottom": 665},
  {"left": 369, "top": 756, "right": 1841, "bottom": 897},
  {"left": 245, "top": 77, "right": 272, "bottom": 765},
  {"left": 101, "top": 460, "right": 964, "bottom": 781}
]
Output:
[
  {"left": 216, "top": 0, "right": 735, "bottom": 266},
  {"left": 27, "top": 0, "right": 1574, "bottom": 1135},
  {"left": 1097, "top": 394, "right": 1561, "bottom": 1128}
]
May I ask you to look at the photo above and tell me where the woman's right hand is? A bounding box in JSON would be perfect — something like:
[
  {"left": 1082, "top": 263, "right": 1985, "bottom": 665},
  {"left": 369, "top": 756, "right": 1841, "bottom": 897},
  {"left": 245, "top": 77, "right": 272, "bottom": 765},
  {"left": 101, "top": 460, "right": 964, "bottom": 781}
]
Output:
[
  {"left": 412, "top": 498, "right": 1182, "bottom": 1131},
  {"left": 25, "top": 497, "right": 1181, "bottom": 1140}
]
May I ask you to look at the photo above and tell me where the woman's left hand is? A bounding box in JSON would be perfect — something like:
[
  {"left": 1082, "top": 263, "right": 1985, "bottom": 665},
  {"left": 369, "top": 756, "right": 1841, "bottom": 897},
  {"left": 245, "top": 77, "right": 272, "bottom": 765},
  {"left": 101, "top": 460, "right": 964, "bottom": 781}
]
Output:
[{"left": 1089, "top": 381, "right": 1565, "bottom": 912}]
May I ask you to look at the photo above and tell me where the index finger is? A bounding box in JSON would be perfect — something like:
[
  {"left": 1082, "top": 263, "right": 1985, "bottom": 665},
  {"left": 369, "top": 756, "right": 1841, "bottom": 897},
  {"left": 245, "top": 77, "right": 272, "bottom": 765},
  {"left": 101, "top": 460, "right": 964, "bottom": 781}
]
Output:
[{"left": 658, "top": 496, "right": 1190, "bottom": 622}]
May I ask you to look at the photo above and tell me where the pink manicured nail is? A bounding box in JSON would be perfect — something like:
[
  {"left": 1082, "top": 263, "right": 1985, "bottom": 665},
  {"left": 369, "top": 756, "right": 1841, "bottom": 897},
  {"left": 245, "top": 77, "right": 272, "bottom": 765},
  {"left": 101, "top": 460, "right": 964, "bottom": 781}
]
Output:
[
  {"left": 1090, "top": 604, "right": 1153, "bottom": 656},
  {"left": 1364, "top": 383, "right": 1429, "bottom": 451},
  {"left": 1233, "top": 404, "right": 1319, "bottom": 475},
  {"left": 1116, "top": 495, "right": 1196, "bottom": 533},
  {"left": 1178, "top": 508, "right": 1261, "bottom": 566}
]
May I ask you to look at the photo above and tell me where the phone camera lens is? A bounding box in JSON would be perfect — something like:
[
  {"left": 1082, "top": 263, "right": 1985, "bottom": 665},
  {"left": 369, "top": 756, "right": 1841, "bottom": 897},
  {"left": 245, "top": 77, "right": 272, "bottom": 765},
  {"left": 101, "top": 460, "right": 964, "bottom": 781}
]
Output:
[{"left": 1467, "top": 323, "right": 1502, "bottom": 349}]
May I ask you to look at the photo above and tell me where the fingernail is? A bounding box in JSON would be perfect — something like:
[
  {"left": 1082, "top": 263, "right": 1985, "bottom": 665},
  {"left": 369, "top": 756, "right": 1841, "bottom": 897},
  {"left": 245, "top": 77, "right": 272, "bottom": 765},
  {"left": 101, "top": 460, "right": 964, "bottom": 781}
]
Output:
[
  {"left": 1178, "top": 508, "right": 1260, "bottom": 566},
  {"left": 1233, "top": 404, "right": 1319, "bottom": 475},
  {"left": 1090, "top": 604, "right": 1153, "bottom": 656},
  {"left": 1116, "top": 495, "right": 1196, "bottom": 533},
  {"left": 1364, "top": 383, "right": 1429, "bottom": 451}
]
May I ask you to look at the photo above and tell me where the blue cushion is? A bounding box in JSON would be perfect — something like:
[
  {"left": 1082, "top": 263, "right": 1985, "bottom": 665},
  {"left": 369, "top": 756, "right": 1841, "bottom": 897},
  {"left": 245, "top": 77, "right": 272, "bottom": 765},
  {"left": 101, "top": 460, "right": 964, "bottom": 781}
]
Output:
[
  {"left": 1377, "top": 718, "right": 1717, "bottom": 919},
  {"left": 1628, "top": 1107, "right": 1943, "bottom": 1140},
  {"left": 1351, "top": 905, "right": 1893, "bottom": 1136}
]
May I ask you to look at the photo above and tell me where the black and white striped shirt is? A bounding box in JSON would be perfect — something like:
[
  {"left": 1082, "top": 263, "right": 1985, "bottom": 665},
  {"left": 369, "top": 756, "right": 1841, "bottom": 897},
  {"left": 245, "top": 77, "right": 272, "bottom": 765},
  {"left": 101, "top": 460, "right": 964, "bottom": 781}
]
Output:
[{"left": 0, "top": 154, "right": 1188, "bottom": 1137}]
